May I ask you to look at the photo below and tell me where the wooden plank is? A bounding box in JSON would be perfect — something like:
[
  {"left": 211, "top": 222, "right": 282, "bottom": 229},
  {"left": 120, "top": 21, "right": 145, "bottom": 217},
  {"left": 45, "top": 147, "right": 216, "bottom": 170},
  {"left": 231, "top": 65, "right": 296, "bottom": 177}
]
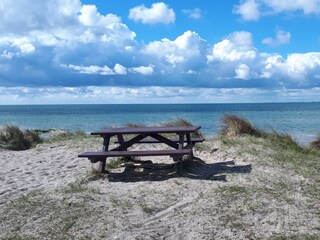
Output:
[
  {"left": 148, "top": 133, "right": 179, "bottom": 149},
  {"left": 115, "top": 137, "right": 205, "bottom": 144},
  {"left": 78, "top": 149, "right": 192, "bottom": 158},
  {"left": 91, "top": 126, "right": 201, "bottom": 135},
  {"left": 112, "top": 134, "right": 148, "bottom": 151}
]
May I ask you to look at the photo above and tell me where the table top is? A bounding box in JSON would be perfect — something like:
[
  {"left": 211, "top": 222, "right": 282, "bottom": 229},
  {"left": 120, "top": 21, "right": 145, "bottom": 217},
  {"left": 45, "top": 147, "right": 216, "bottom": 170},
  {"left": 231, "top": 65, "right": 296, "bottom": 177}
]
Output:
[{"left": 91, "top": 126, "right": 201, "bottom": 136}]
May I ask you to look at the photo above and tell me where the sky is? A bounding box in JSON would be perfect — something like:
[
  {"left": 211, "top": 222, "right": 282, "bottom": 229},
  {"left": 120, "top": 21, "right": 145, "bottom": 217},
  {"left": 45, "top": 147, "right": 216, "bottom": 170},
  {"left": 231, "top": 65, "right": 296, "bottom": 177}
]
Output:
[{"left": 0, "top": 0, "right": 320, "bottom": 104}]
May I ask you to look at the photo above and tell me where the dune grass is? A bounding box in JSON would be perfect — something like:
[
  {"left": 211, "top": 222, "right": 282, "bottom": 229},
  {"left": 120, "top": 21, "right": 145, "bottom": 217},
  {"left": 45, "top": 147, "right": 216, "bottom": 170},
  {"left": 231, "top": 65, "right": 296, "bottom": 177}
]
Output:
[
  {"left": 310, "top": 133, "right": 320, "bottom": 150},
  {"left": 45, "top": 130, "right": 91, "bottom": 143},
  {"left": 161, "top": 118, "right": 203, "bottom": 137},
  {"left": 220, "top": 115, "right": 265, "bottom": 138},
  {"left": 0, "top": 124, "right": 43, "bottom": 150},
  {"left": 219, "top": 114, "right": 320, "bottom": 178}
]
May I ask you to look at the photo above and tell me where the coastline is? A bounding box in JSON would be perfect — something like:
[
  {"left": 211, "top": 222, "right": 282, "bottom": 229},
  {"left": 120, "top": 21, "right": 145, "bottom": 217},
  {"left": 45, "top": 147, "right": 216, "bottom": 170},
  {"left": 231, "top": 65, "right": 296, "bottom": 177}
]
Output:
[{"left": 0, "top": 102, "right": 319, "bottom": 144}]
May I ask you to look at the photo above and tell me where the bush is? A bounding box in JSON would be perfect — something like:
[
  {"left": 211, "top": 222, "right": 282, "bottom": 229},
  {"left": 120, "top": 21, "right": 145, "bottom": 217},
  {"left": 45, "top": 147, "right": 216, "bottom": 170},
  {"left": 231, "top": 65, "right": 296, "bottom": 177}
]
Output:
[
  {"left": 0, "top": 125, "right": 42, "bottom": 150},
  {"left": 310, "top": 134, "right": 320, "bottom": 150},
  {"left": 220, "top": 115, "right": 265, "bottom": 137}
]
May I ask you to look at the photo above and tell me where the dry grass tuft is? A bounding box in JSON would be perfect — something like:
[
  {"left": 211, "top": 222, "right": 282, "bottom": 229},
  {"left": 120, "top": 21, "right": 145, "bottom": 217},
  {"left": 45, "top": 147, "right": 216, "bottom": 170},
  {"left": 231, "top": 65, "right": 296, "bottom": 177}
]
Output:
[
  {"left": 220, "top": 115, "right": 265, "bottom": 137},
  {"left": 161, "top": 118, "right": 194, "bottom": 127},
  {"left": 46, "top": 130, "right": 89, "bottom": 142},
  {"left": 124, "top": 123, "right": 146, "bottom": 128},
  {"left": 0, "top": 124, "right": 42, "bottom": 150},
  {"left": 266, "top": 130, "right": 303, "bottom": 152},
  {"left": 161, "top": 118, "right": 203, "bottom": 137},
  {"left": 310, "top": 133, "right": 320, "bottom": 150}
]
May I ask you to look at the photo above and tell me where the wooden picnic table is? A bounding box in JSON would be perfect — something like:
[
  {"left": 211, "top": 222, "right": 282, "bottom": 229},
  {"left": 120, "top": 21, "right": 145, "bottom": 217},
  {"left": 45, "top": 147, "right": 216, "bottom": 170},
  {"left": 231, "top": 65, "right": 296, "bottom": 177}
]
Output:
[{"left": 78, "top": 126, "right": 204, "bottom": 173}]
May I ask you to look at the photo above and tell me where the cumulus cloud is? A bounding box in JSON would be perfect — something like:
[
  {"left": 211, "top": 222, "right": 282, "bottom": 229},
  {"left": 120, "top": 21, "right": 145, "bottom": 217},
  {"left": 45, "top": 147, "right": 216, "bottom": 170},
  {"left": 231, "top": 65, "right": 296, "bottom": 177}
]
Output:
[
  {"left": 233, "top": 0, "right": 260, "bottom": 21},
  {"left": 207, "top": 31, "right": 257, "bottom": 62},
  {"left": 235, "top": 64, "right": 251, "bottom": 79},
  {"left": 0, "top": 0, "right": 320, "bottom": 96},
  {"left": 262, "top": 30, "right": 291, "bottom": 46},
  {"left": 63, "top": 63, "right": 153, "bottom": 76},
  {"left": 182, "top": 8, "right": 202, "bottom": 19},
  {"left": 129, "top": 2, "right": 175, "bottom": 24},
  {"left": 129, "top": 66, "right": 154, "bottom": 75},
  {"left": 114, "top": 64, "right": 127, "bottom": 75},
  {"left": 142, "top": 30, "right": 209, "bottom": 72},
  {"left": 234, "top": 0, "right": 320, "bottom": 20}
]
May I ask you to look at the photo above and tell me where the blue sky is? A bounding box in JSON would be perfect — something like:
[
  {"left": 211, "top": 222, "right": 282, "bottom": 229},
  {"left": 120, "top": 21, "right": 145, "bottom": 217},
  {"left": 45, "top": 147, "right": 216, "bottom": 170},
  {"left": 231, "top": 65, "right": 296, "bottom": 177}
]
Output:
[{"left": 0, "top": 0, "right": 320, "bottom": 104}]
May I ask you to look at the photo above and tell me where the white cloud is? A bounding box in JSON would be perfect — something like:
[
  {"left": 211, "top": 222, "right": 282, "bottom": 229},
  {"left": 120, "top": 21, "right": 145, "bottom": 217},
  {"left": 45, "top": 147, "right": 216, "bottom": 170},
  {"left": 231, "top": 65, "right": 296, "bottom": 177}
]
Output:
[
  {"left": 114, "top": 64, "right": 127, "bottom": 75},
  {"left": 286, "top": 52, "right": 320, "bottom": 78},
  {"left": 207, "top": 31, "right": 257, "bottom": 62},
  {"left": 20, "top": 43, "right": 36, "bottom": 54},
  {"left": 63, "top": 64, "right": 153, "bottom": 76},
  {"left": 235, "top": 64, "right": 250, "bottom": 79},
  {"left": 129, "top": 2, "right": 175, "bottom": 24},
  {"left": 265, "top": 0, "right": 320, "bottom": 14},
  {"left": 262, "top": 30, "right": 291, "bottom": 46},
  {"left": 233, "top": 0, "right": 260, "bottom": 21},
  {"left": 182, "top": 8, "right": 202, "bottom": 19},
  {"left": 0, "top": 1, "right": 320, "bottom": 96},
  {"left": 65, "top": 64, "right": 115, "bottom": 75},
  {"left": 2, "top": 86, "right": 320, "bottom": 104},
  {"left": 143, "top": 31, "right": 208, "bottom": 69},
  {"left": 0, "top": 0, "right": 136, "bottom": 55},
  {"left": 129, "top": 65, "right": 154, "bottom": 75},
  {"left": 234, "top": 0, "right": 320, "bottom": 20},
  {"left": 78, "top": 4, "right": 121, "bottom": 27}
]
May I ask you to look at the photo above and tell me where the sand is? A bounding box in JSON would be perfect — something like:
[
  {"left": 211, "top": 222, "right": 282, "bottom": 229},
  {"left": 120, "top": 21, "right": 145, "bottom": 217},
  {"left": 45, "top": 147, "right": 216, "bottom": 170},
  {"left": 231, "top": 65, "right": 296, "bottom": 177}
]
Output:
[{"left": 0, "top": 138, "right": 319, "bottom": 239}]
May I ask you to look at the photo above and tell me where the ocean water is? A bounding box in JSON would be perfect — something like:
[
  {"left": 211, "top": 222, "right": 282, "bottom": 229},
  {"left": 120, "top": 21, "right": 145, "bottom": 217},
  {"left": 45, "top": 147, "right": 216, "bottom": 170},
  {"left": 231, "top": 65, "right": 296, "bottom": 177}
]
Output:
[{"left": 0, "top": 103, "right": 319, "bottom": 144}]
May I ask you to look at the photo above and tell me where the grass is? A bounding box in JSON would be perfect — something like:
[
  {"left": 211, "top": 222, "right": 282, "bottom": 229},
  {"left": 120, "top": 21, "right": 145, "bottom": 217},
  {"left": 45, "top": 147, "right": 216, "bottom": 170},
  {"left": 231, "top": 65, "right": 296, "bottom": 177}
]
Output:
[
  {"left": 218, "top": 115, "right": 320, "bottom": 179},
  {"left": 0, "top": 124, "right": 43, "bottom": 150},
  {"left": 161, "top": 118, "right": 203, "bottom": 138},
  {"left": 46, "top": 130, "right": 91, "bottom": 142},
  {"left": 106, "top": 157, "right": 127, "bottom": 169},
  {"left": 0, "top": 180, "right": 102, "bottom": 240},
  {"left": 220, "top": 115, "right": 265, "bottom": 138},
  {"left": 310, "top": 133, "right": 320, "bottom": 150}
]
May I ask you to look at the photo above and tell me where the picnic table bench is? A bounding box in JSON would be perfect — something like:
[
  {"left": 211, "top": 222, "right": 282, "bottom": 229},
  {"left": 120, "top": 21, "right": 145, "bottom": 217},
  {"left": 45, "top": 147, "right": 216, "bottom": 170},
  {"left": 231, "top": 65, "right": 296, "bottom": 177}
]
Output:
[{"left": 78, "top": 126, "right": 204, "bottom": 173}]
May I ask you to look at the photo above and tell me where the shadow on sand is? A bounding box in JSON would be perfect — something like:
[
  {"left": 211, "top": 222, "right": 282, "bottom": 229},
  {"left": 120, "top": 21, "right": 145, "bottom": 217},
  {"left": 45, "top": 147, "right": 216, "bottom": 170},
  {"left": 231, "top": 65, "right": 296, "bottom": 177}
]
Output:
[{"left": 106, "top": 158, "right": 251, "bottom": 182}]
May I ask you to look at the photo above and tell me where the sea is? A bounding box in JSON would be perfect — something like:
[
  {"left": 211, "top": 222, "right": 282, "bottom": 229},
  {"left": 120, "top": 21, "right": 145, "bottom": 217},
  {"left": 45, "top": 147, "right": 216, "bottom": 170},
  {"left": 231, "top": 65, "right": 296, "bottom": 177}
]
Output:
[{"left": 0, "top": 103, "right": 319, "bottom": 144}]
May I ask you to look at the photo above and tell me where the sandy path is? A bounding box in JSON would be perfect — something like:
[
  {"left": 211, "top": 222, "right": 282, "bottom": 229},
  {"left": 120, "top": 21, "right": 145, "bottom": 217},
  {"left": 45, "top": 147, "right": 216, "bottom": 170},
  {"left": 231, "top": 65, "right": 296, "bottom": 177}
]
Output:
[
  {"left": 0, "top": 139, "right": 319, "bottom": 239},
  {"left": 0, "top": 143, "right": 92, "bottom": 204}
]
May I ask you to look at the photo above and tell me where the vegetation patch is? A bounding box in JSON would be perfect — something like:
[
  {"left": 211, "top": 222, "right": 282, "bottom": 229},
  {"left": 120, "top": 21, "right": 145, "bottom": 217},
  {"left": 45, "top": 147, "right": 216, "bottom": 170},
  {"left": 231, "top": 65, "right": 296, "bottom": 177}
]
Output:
[
  {"left": 0, "top": 124, "right": 42, "bottom": 150},
  {"left": 46, "top": 130, "right": 90, "bottom": 143},
  {"left": 106, "top": 157, "right": 127, "bottom": 169},
  {"left": 310, "top": 133, "right": 320, "bottom": 150},
  {"left": 0, "top": 182, "right": 101, "bottom": 239},
  {"left": 220, "top": 115, "right": 265, "bottom": 137}
]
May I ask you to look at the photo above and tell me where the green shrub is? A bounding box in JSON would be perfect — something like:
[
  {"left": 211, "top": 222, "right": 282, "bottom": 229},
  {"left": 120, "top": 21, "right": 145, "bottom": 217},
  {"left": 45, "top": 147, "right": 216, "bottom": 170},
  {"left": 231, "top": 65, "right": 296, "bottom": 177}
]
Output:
[
  {"left": 0, "top": 124, "right": 42, "bottom": 150},
  {"left": 220, "top": 115, "right": 265, "bottom": 137}
]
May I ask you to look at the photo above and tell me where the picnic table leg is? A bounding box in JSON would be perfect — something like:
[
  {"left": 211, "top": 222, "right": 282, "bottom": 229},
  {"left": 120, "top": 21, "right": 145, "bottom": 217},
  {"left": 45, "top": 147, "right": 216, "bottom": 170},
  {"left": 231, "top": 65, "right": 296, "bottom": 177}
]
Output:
[
  {"left": 99, "top": 136, "right": 110, "bottom": 173},
  {"left": 173, "top": 133, "right": 185, "bottom": 162},
  {"left": 186, "top": 133, "right": 194, "bottom": 159}
]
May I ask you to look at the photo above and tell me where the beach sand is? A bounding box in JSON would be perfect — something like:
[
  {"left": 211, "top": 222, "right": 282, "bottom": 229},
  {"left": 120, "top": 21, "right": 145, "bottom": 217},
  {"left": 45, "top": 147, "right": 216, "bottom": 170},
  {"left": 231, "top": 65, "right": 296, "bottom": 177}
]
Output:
[{"left": 0, "top": 137, "right": 319, "bottom": 239}]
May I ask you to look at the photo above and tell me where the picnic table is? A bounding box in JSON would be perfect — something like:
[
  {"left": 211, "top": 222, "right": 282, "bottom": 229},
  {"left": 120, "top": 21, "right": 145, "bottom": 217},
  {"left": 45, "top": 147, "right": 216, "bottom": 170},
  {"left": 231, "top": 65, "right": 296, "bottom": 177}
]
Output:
[{"left": 78, "top": 126, "right": 204, "bottom": 173}]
